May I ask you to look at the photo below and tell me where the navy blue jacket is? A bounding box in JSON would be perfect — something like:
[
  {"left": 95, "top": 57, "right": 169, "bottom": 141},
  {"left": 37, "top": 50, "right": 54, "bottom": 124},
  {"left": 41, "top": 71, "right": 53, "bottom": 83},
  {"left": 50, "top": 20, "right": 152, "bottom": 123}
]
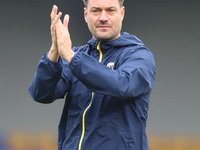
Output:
[{"left": 29, "top": 32, "right": 156, "bottom": 150}]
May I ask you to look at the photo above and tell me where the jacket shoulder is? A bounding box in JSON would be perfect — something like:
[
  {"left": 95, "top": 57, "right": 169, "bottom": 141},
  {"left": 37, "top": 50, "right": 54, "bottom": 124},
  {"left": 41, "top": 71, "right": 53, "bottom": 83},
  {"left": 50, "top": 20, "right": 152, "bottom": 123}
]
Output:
[{"left": 72, "top": 44, "right": 89, "bottom": 53}]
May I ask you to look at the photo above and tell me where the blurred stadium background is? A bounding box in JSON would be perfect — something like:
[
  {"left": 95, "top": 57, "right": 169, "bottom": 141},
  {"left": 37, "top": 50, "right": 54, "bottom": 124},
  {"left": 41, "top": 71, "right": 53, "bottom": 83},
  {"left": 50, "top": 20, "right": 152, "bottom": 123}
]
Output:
[{"left": 0, "top": 0, "right": 200, "bottom": 149}]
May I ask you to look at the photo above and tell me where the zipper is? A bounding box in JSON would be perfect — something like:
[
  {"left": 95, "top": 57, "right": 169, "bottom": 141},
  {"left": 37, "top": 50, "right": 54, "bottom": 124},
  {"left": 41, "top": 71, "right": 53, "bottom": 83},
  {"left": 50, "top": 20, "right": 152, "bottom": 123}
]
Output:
[
  {"left": 78, "top": 41, "right": 102, "bottom": 150},
  {"left": 78, "top": 92, "right": 94, "bottom": 150},
  {"left": 97, "top": 41, "right": 103, "bottom": 62}
]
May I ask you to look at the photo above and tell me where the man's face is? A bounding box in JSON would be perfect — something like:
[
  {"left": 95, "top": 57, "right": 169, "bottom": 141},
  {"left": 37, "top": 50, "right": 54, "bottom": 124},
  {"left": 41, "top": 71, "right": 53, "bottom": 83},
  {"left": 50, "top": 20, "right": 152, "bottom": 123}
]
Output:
[{"left": 84, "top": 0, "right": 125, "bottom": 41}]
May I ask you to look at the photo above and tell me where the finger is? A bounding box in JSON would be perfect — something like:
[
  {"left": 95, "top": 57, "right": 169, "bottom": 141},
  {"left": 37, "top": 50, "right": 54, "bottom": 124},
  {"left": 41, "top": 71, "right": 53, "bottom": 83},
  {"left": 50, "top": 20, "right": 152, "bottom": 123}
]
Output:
[
  {"left": 51, "top": 12, "right": 62, "bottom": 42},
  {"left": 53, "top": 12, "right": 62, "bottom": 24},
  {"left": 51, "top": 12, "right": 62, "bottom": 33},
  {"left": 50, "top": 5, "right": 58, "bottom": 22},
  {"left": 50, "top": 5, "right": 57, "bottom": 34},
  {"left": 63, "top": 14, "right": 70, "bottom": 31},
  {"left": 50, "top": 5, "right": 58, "bottom": 24},
  {"left": 54, "top": 13, "right": 65, "bottom": 37}
]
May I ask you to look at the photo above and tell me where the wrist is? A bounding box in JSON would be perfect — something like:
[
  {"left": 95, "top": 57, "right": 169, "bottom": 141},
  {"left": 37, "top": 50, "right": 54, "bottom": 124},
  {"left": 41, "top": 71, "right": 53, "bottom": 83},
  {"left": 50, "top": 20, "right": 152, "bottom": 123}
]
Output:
[
  {"left": 48, "top": 45, "right": 59, "bottom": 62},
  {"left": 65, "top": 51, "right": 75, "bottom": 63}
]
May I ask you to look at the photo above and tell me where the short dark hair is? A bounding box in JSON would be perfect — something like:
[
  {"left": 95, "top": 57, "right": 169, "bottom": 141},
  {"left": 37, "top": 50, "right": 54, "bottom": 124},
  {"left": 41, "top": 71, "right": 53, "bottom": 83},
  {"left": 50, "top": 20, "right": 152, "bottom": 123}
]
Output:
[{"left": 83, "top": 0, "right": 124, "bottom": 8}]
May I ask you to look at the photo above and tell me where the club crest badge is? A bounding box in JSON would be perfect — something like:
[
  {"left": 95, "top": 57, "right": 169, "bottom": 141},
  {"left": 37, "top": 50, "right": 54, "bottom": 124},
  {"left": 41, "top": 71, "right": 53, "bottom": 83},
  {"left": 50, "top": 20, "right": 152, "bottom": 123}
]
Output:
[{"left": 107, "top": 62, "right": 114, "bottom": 70}]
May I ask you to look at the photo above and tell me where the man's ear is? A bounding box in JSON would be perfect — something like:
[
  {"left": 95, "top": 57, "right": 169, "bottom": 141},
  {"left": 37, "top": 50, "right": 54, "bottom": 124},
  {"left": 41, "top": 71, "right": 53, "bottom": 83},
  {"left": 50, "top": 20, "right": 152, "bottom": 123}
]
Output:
[
  {"left": 84, "top": 7, "right": 88, "bottom": 23},
  {"left": 121, "top": 6, "right": 125, "bottom": 21}
]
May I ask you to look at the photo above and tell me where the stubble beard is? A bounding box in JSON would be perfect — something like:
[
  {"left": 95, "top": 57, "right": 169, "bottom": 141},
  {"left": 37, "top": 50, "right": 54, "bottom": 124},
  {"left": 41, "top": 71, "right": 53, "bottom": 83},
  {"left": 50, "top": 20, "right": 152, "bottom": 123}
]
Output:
[
  {"left": 90, "top": 24, "right": 121, "bottom": 41},
  {"left": 93, "top": 31, "right": 119, "bottom": 41}
]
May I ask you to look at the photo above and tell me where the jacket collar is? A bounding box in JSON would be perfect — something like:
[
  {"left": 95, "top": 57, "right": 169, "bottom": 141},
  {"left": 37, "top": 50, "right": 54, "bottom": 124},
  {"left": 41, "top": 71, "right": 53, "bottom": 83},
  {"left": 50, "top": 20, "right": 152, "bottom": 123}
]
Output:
[{"left": 87, "top": 32, "right": 144, "bottom": 51}]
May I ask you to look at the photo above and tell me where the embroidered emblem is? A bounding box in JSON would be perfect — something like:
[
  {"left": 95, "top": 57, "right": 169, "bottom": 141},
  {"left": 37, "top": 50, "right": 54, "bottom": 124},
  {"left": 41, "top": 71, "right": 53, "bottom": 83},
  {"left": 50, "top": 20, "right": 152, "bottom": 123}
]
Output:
[{"left": 107, "top": 62, "right": 114, "bottom": 70}]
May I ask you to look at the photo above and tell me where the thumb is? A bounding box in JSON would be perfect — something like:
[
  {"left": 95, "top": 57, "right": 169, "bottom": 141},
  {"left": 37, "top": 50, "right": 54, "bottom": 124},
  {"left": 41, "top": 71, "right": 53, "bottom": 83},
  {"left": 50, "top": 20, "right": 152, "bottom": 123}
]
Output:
[{"left": 63, "top": 14, "right": 69, "bottom": 31}]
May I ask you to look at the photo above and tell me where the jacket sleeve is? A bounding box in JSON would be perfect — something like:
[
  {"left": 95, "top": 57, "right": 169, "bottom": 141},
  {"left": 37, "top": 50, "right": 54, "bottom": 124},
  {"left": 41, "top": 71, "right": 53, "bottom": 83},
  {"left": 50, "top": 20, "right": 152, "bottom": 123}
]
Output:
[
  {"left": 28, "top": 53, "right": 72, "bottom": 103},
  {"left": 69, "top": 46, "right": 156, "bottom": 99}
]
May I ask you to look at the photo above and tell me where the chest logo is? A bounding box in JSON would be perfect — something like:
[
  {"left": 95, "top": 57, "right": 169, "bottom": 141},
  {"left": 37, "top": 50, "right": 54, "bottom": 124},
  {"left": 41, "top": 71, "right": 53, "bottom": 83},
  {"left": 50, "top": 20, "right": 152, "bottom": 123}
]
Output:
[{"left": 107, "top": 62, "right": 114, "bottom": 70}]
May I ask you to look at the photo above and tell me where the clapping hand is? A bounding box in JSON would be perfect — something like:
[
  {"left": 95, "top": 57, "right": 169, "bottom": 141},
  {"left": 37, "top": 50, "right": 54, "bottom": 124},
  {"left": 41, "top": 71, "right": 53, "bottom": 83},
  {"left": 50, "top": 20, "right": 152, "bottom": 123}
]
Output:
[{"left": 48, "top": 5, "right": 74, "bottom": 63}]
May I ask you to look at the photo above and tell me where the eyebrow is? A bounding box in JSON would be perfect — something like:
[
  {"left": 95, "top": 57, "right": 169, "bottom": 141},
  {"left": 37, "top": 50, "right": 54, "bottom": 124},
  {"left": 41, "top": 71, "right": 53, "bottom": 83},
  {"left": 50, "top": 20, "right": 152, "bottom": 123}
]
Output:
[{"left": 90, "top": 6, "right": 117, "bottom": 10}]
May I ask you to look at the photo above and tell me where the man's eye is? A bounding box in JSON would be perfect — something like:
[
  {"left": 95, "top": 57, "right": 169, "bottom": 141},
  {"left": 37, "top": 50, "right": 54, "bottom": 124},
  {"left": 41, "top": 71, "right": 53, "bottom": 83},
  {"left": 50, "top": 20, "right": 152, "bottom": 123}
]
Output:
[
  {"left": 108, "top": 9, "right": 116, "bottom": 13},
  {"left": 92, "top": 9, "right": 98, "bottom": 12}
]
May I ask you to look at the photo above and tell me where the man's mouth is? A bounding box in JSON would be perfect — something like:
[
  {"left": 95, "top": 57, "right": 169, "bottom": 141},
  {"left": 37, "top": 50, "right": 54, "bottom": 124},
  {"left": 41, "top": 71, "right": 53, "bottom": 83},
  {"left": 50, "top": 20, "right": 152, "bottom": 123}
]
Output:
[
  {"left": 96, "top": 23, "right": 111, "bottom": 29},
  {"left": 97, "top": 25, "right": 110, "bottom": 28}
]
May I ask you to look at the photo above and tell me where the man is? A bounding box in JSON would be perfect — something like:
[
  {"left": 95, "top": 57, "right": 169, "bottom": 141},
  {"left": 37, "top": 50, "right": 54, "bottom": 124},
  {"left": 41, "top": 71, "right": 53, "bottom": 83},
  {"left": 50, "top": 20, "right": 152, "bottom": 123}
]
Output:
[{"left": 28, "top": 0, "right": 156, "bottom": 149}]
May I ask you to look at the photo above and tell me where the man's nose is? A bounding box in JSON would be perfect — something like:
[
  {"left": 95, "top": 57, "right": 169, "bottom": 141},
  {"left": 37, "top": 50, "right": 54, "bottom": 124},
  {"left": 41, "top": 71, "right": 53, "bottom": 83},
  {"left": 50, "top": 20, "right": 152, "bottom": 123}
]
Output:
[{"left": 99, "top": 10, "right": 108, "bottom": 22}]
